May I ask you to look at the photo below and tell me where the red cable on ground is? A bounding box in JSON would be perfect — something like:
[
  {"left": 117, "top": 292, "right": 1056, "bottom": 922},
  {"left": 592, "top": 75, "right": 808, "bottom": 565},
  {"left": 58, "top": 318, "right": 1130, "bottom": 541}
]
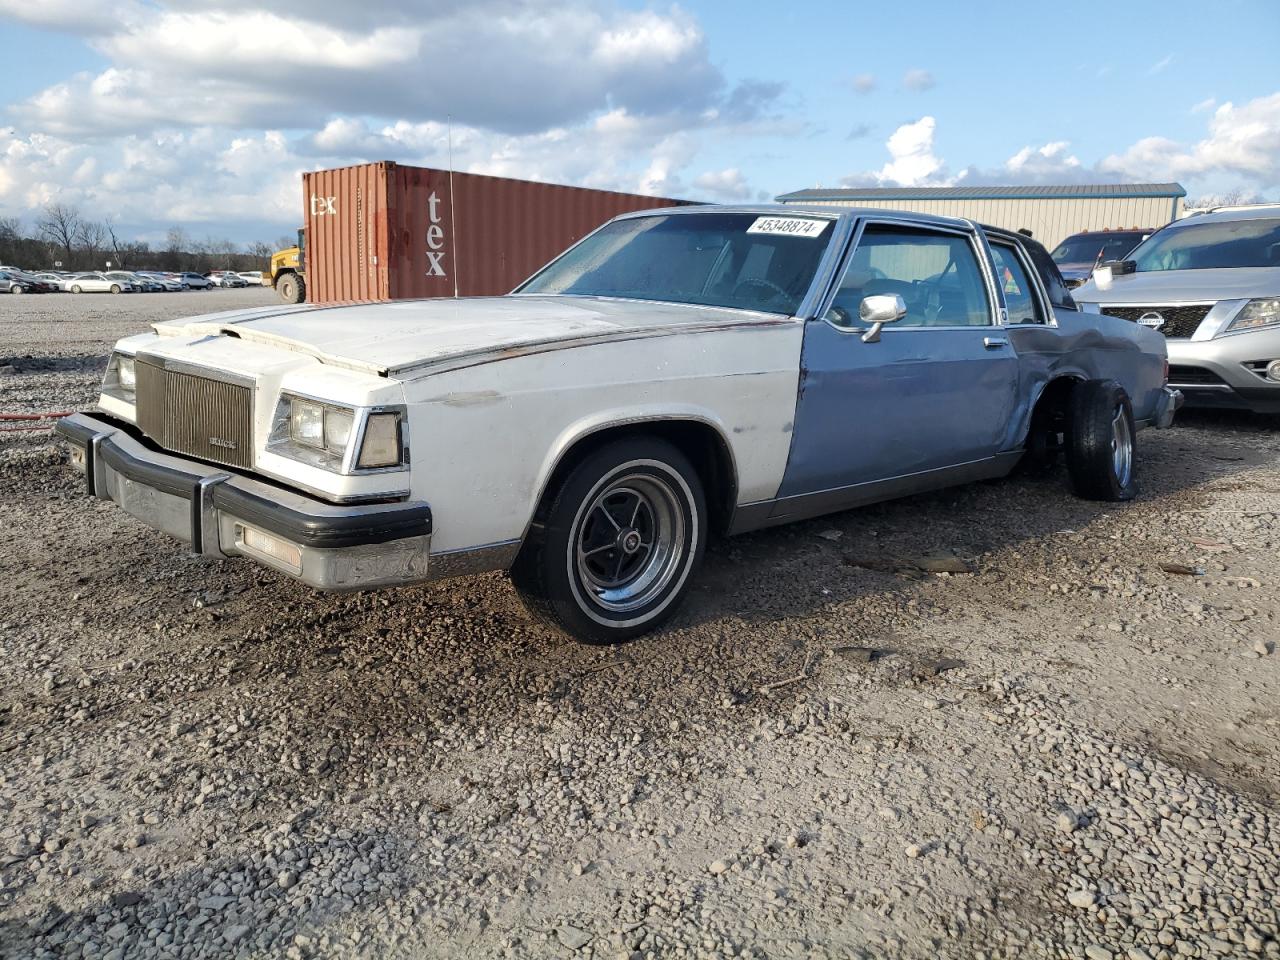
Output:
[{"left": 0, "top": 411, "right": 74, "bottom": 420}]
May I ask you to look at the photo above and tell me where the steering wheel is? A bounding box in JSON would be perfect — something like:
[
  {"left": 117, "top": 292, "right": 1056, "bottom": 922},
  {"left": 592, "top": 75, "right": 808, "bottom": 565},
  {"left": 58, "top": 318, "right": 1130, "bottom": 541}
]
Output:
[{"left": 732, "top": 277, "right": 790, "bottom": 304}]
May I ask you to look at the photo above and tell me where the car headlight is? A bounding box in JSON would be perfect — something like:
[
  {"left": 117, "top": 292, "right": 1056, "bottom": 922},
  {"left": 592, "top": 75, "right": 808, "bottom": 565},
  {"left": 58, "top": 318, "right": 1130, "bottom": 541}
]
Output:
[
  {"left": 1225, "top": 298, "right": 1280, "bottom": 333},
  {"left": 268, "top": 394, "right": 405, "bottom": 473},
  {"left": 101, "top": 353, "right": 136, "bottom": 402}
]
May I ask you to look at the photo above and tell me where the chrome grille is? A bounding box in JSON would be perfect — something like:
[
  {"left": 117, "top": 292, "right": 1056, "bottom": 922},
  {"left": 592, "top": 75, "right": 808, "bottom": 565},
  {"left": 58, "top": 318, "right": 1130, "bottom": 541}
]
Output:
[
  {"left": 1102, "top": 304, "right": 1214, "bottom": 339},
  {"left": 135, "top": 359, "right": 253, "bottom": 469}
]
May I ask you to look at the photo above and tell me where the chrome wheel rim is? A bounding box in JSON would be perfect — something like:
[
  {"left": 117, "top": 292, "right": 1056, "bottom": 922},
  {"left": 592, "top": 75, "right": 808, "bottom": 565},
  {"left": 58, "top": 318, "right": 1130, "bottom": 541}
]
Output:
[
  {"left": 1111, "top": 405, "right": 1132, "bottom": 487},
  {"left": 574, "top": 472, "right": 685, "bottom": 614}
]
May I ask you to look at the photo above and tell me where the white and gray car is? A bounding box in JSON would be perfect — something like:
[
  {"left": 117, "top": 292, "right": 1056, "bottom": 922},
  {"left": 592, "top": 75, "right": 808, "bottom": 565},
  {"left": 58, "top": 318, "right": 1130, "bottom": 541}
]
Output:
[
  {"left": 55, "top": 206, "right": 1178, "bottom": 644},
  {"left": 1073, "top": 205, "right": 1280, "bottom": 413}
]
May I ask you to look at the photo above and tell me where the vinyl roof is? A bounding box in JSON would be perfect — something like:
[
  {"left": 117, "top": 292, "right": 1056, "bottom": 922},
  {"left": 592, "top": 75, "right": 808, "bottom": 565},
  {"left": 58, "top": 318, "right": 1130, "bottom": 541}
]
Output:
[{"left": 776, "top": 183, "right": 1187, "bottom": 202}]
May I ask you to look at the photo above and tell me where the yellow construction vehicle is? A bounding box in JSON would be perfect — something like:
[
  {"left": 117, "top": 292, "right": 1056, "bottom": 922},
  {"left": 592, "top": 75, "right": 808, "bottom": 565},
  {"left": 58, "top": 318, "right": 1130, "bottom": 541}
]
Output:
[{"left": 270, "top": 228, "right": 305, "bottom": 303}]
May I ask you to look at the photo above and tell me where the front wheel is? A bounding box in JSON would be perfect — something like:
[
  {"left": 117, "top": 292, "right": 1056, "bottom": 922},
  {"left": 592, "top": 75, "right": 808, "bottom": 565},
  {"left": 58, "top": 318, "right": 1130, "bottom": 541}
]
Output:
[
  {"left": 70, "top": 285, "right": 82, "bottom": 294},
  {"left": 1066, "top": 380, "right": 1138, "bottom": 501},
  {"left": 510, "top": 437, "right": 707, "bottom": 644},
  {"left": 277, "top": 273, "right": 305, "bottom": 304},
  {"left": 110, "top": 284, "right": 121, "bottom": 294},
  {"left": 11, "top": 285, "right": 23, "bottom": 295}
]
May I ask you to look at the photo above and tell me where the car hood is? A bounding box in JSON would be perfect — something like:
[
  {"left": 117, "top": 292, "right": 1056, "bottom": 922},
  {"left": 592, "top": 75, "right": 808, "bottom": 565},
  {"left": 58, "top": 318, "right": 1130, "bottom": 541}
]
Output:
[
  {"left": 1073, "top": 266, "right": 1280, "bottom": 304},
  {"left": 1056, "top": 262, "right": 1094, "bottom": 281},
  {"left": 154, "top": 295, "right": 793, "bottom": 377}
]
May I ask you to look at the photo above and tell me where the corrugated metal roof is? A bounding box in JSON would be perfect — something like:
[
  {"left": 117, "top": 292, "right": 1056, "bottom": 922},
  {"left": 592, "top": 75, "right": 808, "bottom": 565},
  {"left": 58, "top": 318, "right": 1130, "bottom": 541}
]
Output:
[{"left": 776, "top": 183, "right": 1187, "bottom": 202}]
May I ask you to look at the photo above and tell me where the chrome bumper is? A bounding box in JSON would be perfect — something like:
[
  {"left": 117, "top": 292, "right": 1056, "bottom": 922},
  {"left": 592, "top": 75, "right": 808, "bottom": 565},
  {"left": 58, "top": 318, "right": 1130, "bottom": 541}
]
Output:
[
  {"left": 1153, "top": 385, "right": 1183, "bottom": 429},
  {"left": 56, "top": 413, "right": 435, "bottom": 590}
]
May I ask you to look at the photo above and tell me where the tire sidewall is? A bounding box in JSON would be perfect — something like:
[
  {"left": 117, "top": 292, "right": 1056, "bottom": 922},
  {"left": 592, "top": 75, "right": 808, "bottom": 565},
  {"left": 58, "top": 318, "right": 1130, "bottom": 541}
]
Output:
[
  {"left": 1069, "top": 380, "right": 1138, "bottom": 501},
  {"left": 538, "top": 441, "right": 707, "bottom": 642}
]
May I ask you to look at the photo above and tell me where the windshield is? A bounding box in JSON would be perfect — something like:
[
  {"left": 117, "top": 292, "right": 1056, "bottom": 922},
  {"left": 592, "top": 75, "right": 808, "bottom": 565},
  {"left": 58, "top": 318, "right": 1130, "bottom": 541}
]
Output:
[
  {"left": 1129, "top": 217, "right": 1280, "bottom": 271},
  {"left": 1050, "top": 233, "right": 1145, "bottom": 264},
  {"left": 517, "top": 212, "right": 834, "bottom": 314}
]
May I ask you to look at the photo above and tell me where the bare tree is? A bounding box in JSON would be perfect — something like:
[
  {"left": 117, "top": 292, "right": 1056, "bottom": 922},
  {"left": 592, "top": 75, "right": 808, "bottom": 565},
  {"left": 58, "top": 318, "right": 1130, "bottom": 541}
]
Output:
[
  {"left": 0, "top": 216, "right": 21, "bottom": 267},
  {"left": 105, "top": 219, "right": 128, "bottom": 269},
  {"left": 77, "top": 220, "right": 109, "bottom": 267},
  {"left": 1187, "top": 188, "right": 1255, "bottom": 210},
  {"left": 165, "top": 226, "right": 189, "bottom": 271},
  {"left": 35, "top": 203, "right": 82, "bottom": 267},
  {"left": 248, "top": 241, "right": 273, "bottom": 261}
]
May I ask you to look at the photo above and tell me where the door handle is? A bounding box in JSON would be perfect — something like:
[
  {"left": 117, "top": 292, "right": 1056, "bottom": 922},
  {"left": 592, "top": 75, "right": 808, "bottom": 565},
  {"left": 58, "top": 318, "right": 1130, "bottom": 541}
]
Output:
[{"left": 983, "top": 337, "right": 1008, "bottom": 349}]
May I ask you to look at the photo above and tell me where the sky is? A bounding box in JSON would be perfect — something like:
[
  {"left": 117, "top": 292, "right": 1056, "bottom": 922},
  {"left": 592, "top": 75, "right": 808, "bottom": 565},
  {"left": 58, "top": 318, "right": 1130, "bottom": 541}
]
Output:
[{"left": 1, "top": 0, "right": 1278, "bottom": 247}]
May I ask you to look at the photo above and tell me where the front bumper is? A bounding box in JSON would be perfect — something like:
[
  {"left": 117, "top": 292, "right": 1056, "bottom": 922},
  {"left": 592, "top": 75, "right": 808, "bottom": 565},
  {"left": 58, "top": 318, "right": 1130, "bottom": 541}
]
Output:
[
  {"left": 1167, "top": 330, "right": 1280, "bottom": 414},
  {"left": 55, "top": 413, "right": 434, "bottom": 590}
]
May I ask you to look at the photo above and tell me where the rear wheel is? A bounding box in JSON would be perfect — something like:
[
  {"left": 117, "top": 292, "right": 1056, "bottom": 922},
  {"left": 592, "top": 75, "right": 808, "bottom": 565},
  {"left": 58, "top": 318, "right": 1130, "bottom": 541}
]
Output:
[
  {"left": 1066, "top": 380, "right": 1138, "bottom": 501},
  {"left": 70, "top": 285, "right": 82, "bottom": 294},
  {"left": 510, "top": 437, "right": 707, "bottom": 644},
  {"left": 277, "top": 273, "right": 305, "bottom": 304},
  {"left": 11, "top": 285, "right": 23, "bottom": 295}
]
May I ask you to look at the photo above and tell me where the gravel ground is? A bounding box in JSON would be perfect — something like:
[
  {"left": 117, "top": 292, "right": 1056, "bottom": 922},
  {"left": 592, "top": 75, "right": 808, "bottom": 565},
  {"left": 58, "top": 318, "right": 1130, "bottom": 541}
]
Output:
[{"left": 1, "top": 291, "right": 1279, "bottom": 960}]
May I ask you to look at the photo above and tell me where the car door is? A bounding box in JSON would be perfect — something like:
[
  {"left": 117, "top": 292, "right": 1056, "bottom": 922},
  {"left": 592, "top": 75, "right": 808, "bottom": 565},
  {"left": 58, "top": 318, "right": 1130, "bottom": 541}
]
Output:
[{"left": 776, "top": 219, "right": 1019, "bottom": 504}]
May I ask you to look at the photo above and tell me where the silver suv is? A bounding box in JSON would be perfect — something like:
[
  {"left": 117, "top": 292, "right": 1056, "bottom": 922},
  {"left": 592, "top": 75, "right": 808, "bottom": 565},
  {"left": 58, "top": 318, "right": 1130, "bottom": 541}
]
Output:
[{"left": 1073, "top": 205, "right": 1280, "bottom": 414}]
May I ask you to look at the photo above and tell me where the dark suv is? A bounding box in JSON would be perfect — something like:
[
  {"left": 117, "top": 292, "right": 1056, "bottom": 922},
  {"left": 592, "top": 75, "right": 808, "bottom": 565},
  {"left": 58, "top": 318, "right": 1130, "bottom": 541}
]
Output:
[{"left": 1051, "top": 229, "right": 1151, "bottom": 288}]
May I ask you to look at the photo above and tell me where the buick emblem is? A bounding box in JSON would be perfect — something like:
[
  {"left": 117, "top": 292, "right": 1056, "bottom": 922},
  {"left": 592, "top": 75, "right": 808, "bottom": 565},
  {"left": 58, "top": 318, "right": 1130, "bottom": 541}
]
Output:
[
  {"left": 209, "top": 437, "right": 238, "bottom": 450},
  {"left": 1137, "top": 311, "right": 1166, "bottom": 330}
]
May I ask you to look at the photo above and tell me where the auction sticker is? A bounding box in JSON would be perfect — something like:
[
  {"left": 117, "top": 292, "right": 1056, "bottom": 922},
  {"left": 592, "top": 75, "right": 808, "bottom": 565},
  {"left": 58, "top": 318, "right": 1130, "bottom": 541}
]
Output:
[{"left": 746, "top": 216, "right": 829, "bottom": 238}]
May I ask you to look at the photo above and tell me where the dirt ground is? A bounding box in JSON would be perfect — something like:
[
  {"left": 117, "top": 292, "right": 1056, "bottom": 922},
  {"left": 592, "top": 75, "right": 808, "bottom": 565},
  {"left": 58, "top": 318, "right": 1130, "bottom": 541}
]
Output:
[{"left": 1, "top": 290, "right": 1278, "bottom": 960}]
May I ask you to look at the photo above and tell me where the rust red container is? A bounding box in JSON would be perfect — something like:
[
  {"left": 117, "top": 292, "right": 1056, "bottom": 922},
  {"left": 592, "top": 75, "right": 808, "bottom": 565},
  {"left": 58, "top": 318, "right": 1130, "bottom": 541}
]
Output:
[{"left": 301, "top": 162, "right": 688, "bottom": 304}]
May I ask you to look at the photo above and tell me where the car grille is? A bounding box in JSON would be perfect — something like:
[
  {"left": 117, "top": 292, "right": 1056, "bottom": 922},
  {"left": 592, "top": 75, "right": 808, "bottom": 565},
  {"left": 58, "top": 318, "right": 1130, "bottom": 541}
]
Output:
[
  {"left": 135, "top": 359, "right": 253, "bottom": 469},
  {"left": 1102, "top": 304, "right": 1214, "bottom": 339},
  {"left": 1167, "top": 365, "right": 1226, "bottom": 386}
]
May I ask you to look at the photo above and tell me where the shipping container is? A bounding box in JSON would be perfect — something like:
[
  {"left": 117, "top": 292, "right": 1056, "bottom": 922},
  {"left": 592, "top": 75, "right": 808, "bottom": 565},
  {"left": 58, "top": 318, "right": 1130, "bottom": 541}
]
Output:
[{"left": 301, "top": 162, "right": 690, "bottom": 304}]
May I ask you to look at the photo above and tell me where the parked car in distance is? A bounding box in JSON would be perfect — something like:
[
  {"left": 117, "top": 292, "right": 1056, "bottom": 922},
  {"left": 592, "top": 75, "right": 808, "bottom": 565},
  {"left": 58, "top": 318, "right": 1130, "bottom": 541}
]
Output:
[
  {"left": 236, "top": 271, "right": 267, "bottom": 286},
  {"left": 208, "top": 271, "right": 248, "bottom": 288},
  {"left": 57, "top": 205, "right": 1179, "bottom": 644},
  {"left": 178, "top": 272, "right": 215, "bottom": 289},
  {"left": 137, "top": 272, "right": 185, "bottom": 292},
  {"left": 66, "top": 272, "right": 133, "bottom": 294},
  {"left": 1, "top": 270, "right": 42, "bottom": 293},
  {"left": 1051, "top": 229, "right": 1151, "bottom": 288},
  {"left": 1074, "top": 204, "right": 1280, "bottom": 413},
  {"left": 106, "top": 271, "right": 161, "bottom": 293},
  {"left": 31, "top": 272, "right": 72, "bottom": 291}
]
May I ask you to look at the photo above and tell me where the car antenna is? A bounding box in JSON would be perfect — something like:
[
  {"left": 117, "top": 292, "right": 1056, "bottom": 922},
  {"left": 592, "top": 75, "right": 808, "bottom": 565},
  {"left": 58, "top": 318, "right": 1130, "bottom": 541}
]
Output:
[{"left": 448, "top": 115, "right": 459, "bottom": 299}]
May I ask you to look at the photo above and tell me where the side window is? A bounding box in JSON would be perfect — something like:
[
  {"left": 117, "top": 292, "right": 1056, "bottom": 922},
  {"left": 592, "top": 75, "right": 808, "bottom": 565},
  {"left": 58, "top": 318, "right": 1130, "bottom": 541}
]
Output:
[
  {"left": 990, "top": 243, "right": 1045, "bottom": 325},
  {"left": 829, "top": 226, "right": 992, "bottom": 327}
]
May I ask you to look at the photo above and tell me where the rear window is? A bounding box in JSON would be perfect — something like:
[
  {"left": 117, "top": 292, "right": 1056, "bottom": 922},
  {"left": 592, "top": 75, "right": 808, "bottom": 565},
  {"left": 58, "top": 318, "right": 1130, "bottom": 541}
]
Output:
[{"left": 1129, "top": 218, "right": 1280, "bottom": 271}]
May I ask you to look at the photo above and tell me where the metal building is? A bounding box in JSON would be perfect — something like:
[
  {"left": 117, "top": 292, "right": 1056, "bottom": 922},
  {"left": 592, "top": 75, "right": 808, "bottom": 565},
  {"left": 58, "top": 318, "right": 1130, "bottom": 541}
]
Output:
[{"left": 775, "top": 183, "right": 1186, "bottom": 251}]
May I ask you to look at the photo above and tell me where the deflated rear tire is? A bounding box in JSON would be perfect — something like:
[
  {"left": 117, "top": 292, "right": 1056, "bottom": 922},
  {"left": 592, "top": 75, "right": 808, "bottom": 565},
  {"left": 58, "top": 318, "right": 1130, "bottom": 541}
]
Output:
[
  {"left": 511, "top": 437, "right": 707, "bottom": 645},
  {"left": 1066, "top": 379, "right": 1138, "bottom": 502}
]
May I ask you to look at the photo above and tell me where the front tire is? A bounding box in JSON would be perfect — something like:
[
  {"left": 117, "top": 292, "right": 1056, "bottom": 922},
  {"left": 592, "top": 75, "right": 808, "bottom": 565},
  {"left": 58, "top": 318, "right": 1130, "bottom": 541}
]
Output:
[
  {"left": 1066, "top": 380, "right": 1138, "bottom": 501},
  {"left": 110, "top": 284, "right": 121, "bottom": 294},
  {"left": 278, "top": 273, "right": 305, "bottom": 304},
  {"left": 70, "top": 285, "right": 81, "bottom": 294},
  {"left": 511, "top": 437, "right": 707, "bottom": 644},
  {"left": 11, "top": 285, "right": 23, "bottom": 295}
]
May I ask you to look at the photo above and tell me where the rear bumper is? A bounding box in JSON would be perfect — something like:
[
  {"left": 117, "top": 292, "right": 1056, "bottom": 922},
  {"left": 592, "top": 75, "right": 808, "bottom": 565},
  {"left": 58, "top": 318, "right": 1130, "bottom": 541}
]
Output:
[
  {"left": 1150, "top": 385, "right": 1183, "bottom": 429},
  {"left": 55, "top": 413, "right": 437, "bottom": 590}
]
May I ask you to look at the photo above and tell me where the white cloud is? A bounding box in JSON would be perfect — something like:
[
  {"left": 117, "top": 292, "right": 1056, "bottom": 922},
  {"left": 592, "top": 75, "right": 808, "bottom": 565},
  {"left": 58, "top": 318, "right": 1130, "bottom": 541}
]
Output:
[
  {"left": 875, "top": 116, "right": 948, "bottom": 186},
  {"left": 837, "top": 91, "right": 1280, "bottom": 198},
  {"left": 1100, "top": 92, "right": 1280, "bottom": 186},
  {"left": 1191, "top": 97, "right": 1217, "bottom": 114},
  {"left": 0, "top": 0, "right": 784, "bottom": 239},
  {"left": 902, "top": 69, "right": 935, "bottom": 92},
  {"left": 9, "top": 0, "right": 732, "bottom": 138},
  {"left": 1148, "top": 54, "right": 1174, "bottom": 75},
  {"left": 852, "top": 74, "right": 876, "bottom": 94},
  {"left": 692, "top": 168, "right": 751, "bottom": 201}
]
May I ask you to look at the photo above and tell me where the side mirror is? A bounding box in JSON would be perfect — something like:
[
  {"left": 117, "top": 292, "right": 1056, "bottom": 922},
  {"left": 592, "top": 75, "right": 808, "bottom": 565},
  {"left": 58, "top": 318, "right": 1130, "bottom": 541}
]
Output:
[{"left": 859, "top": 293, "right": 907, "bottom": 343}]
